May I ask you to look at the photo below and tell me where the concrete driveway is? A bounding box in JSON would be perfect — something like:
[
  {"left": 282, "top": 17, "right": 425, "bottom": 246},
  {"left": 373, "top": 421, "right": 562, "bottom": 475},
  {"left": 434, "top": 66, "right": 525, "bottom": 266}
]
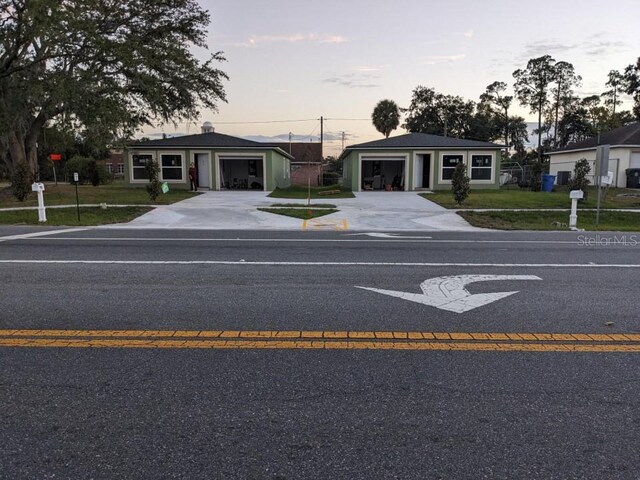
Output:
[{"left": 117, "top": 191, "right": 480, "bottom": 231}]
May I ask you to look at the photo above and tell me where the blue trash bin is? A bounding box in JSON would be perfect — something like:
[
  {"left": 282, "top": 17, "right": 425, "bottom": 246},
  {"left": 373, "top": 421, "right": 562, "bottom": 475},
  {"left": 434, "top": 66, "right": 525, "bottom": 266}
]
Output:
[{"left": 541, "top": 174, "right": 556, "bottom": 192}]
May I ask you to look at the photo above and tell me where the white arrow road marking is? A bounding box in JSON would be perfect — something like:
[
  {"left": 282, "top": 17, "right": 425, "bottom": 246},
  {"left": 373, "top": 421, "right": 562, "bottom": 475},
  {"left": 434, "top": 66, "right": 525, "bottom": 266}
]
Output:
[
  {"left": 356, "top": 274, "right": 542, "bottom": 313},
  {"left": 345, "top": 232, "right": 432, "bottom": 239}
]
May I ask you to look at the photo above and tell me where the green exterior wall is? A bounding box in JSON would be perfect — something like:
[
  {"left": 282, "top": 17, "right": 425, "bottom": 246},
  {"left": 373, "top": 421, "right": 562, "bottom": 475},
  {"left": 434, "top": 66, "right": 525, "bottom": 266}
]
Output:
[
  {"left": 342, "top": 148, "right": 501, "bottom": 191},
  {"left": 124, "top": 147, "right": 291, "bottom": 190}
]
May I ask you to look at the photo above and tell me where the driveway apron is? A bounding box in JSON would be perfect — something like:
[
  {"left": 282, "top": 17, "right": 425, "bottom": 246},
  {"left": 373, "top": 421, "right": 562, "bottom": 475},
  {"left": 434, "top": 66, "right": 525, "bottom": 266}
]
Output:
[{"left": 114, "top": 191, "right": 481, "bottom": 231}]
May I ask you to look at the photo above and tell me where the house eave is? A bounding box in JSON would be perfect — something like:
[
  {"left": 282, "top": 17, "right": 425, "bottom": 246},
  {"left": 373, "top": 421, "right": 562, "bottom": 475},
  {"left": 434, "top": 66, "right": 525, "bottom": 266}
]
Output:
[{"left": 549, "top": 145, "right": 640, "bottom": 156}]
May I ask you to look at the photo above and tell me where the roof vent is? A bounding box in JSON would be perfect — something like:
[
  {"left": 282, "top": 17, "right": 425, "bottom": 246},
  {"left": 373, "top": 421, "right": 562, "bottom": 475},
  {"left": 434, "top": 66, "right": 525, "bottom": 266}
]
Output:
[{"left": 201, "top": 121, "right": 214, "bottom": 133}]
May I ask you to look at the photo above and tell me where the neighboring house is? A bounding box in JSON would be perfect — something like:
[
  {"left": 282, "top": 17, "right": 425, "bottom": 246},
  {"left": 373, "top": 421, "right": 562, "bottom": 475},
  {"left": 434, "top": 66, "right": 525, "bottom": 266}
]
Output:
[
  {"left": 548, "top": 122, "right": 640, "bottom": 188},
  {"left": 264, "top": 142, "right": 322, "bottom": 187},
  {"left": 340, "top": 133, "right": 503, "bottom": 192},
  {"left": 100, "top": 150, "right": 125, "bottom": 178},
  {"left": 124, "top": 125, "right": 293, "bottom": 191}
]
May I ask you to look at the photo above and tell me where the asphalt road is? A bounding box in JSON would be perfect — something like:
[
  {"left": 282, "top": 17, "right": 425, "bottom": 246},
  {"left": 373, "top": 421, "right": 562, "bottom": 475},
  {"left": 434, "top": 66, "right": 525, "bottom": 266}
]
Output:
[{"left": 1, "top": 227, "right": 640, "bottom": 479}]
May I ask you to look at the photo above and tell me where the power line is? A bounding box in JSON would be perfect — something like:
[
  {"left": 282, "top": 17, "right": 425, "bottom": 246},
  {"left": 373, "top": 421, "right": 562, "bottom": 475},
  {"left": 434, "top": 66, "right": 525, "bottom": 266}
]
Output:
[
  {"left": 214, "top": 119, "right": 318, "bottom": 125},
  {"left": 324, "top": 118, "right": 370, "bottom": 121}
]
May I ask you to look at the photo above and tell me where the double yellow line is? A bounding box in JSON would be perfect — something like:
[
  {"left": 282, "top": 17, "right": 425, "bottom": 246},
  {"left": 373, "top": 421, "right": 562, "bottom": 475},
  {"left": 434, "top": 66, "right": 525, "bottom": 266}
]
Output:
[{"left": 2, "top": 329, "right": 640, "bottom": 352}]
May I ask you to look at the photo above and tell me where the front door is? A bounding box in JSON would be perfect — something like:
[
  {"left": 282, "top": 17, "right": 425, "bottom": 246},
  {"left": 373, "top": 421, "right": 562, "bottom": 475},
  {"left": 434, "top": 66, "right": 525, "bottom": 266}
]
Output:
[
  {"left": 422, "top": 154, "right": 431, "bottom": 189},
  {"left": 197, "top": 154, "right": 210, "bottom": 188}
]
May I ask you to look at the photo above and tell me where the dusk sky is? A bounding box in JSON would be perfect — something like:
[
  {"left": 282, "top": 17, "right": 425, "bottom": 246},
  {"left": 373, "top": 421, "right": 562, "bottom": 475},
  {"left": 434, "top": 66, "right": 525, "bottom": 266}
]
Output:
[{"left": 150, "top": 0, "right": 639, "bottom": 156}]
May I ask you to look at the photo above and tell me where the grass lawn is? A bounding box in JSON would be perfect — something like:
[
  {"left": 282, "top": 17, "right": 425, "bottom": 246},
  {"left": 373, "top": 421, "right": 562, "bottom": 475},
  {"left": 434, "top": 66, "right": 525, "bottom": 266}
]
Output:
[
  {"left": 459, "top": 210, "right": 640, "bottom": 231},
  {"left": 258, "top": 207, "right": 339, "bottom": 220},
  {"left": 268, "top": 184, "right": 354, "bottom": 199},
  {"left": 0, "top": 206, "right": 152, "bottom": 226},
  {"left": 423, "top": 186, "right": 640, "bottom": 210},
  {"left": 0, "top": 182, "right": 200, "bottom": 208},
  {"left": 269, "top": 203, "right": 337, "bottom": 208}
]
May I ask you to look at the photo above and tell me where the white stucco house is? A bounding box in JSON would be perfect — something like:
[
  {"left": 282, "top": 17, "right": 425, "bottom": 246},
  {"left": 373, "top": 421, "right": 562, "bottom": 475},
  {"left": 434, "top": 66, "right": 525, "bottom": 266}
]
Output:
[{"left": 548, "top": 122, "right": 640, "bottom": 188}]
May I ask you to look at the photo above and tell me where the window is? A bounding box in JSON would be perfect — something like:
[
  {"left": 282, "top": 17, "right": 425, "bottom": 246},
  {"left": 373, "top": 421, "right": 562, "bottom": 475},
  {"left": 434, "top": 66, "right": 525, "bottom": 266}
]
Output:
[
  {"left": 117, "top": 163, "right": 125, "bottom": 174},
  {"left": 471, "top": 155, "right": 493, "bottom": 180},
  {"left": 442, "top": 155, "right": 463, "bottom": 180},
  {"left": 105, "top": 163, "right": 113, "bottom": 174},
  {"left": 132, "top": 154, "right": 152, "bottom": 180},
  {"left": 160, "top": 154, "right": 183, "bottom": 181}
]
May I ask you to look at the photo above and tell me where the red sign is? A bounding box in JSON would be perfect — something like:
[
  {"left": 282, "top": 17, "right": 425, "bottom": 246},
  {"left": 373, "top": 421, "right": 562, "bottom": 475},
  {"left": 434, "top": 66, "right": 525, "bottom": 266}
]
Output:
[{"left": 49, "top": 154, "right": 62, "bottom": 161}]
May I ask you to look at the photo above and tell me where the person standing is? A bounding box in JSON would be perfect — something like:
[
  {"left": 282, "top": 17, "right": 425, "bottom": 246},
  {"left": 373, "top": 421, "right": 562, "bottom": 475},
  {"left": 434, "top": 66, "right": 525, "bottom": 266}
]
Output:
[{"left": 189, "top": 162, "right": 197, "bottom": 191}]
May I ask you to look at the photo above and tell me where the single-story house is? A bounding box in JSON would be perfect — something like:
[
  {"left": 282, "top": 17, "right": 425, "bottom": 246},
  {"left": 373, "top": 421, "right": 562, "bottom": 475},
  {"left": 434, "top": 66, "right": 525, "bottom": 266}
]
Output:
[
  {"left": 124, "top": 125, "right": 293, "bottom": 191},
  {"left": 548, "top": 122, "right": 640, "bottom": 188},
  {"left": 340, "top": 133, "right": 503, "bottom": 191},
  {"left": 264, "top": 142, "right": 322, "bottom": 186}
]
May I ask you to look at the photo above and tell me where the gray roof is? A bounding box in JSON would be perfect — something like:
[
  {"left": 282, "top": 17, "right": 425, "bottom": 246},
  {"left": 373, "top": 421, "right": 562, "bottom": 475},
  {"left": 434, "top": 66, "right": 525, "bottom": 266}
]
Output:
[
  {"left": 344, "top": 133, "right": 504, "bottom": 150},
  {"left": 550, "top": 122, "right": 640, "bottom": 154},
  {"left": 128, "top": 132, "right": 294, "bottom": 159}
]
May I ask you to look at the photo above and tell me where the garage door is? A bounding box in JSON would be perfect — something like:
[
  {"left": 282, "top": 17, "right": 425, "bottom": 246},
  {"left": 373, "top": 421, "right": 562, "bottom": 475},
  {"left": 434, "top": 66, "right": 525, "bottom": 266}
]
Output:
[
  {"left": 361, "top": 156, "right": 406, "bottom": 191},
  {"left": 219, "top": 156, "right": 265, "bottom": 190}
]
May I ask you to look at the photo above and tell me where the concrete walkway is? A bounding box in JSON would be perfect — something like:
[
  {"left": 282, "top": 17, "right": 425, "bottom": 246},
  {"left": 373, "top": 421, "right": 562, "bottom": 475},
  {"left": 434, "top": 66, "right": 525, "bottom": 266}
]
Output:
[{"left": 109, "top": 191, "right": 481, "bottom": 231}]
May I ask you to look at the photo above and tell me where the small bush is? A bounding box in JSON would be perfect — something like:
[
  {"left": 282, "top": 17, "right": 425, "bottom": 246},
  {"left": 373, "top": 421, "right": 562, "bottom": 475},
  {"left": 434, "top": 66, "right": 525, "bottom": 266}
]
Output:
[
  {"left": 145, "top": 160, "right": 162, "bottom": 201},
  {"left": 451, "top": 161, "right": 470, "bottom": 206},
  {"left": 322, "top": 172, "right": 341, "bottom": 186},
  {"left": 64, "top": 156, "right": 111, "bottom": 186},
  {"left": 529, "top": 161, "right": 544, "bottom": 192},
  {"left": 11, "top": 162, "right": 32, "bottom": 201},
  {"left": 568, "top": 158, "right": 591, "bottom": 192}
]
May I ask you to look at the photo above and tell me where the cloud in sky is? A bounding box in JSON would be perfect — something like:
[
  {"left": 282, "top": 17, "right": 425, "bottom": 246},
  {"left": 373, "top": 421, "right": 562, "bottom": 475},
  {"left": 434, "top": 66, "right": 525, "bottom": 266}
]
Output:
[
  {"left": 422, "top": 54, "right": 466, "bottom": 65},
  {"left": 246, "top": 33, "right": 348, "bottom": 46},
  {"left": 519, "top": 37, "right": 629, "bottom": 62},
  {"left": 322, "top": 71, "right": 380, "bottom": 89},
  {"left": 455, "top": 30, "right": 474, "bottom": 38}
]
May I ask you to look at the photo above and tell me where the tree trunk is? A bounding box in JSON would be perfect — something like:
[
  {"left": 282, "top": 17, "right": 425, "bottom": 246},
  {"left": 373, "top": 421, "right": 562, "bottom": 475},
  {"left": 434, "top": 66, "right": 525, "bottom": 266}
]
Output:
[
  {"left": 537, "top": 104, "right": 543, "bottom": 162},
  {"left": 7, "top": 131, "right": 27, "bottom": 177}
]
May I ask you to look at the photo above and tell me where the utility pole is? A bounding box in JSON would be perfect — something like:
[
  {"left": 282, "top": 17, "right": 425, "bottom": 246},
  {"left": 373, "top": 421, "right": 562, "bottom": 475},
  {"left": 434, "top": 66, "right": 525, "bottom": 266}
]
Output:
[
  {"left": 341, "top": 131, "right": 345, "bottom": 151},
  {"left": 288, "top": 131, "right": 292, "bottom": 155},
  {"left": 320, "top": 116, "right": 324, "bottom": 158},
  {"left": 320, "top": 116, "right": 324, "bottom": 187}
]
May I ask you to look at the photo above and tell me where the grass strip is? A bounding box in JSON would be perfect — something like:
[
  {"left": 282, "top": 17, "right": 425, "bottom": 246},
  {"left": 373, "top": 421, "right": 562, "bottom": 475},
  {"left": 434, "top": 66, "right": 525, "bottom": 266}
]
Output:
[
  {"left": 258, "top": 207, "right": 339, "bottom": 220},
  {"left": 0, "top": 182, "right": 200, "bottom": 208},
  {"left": 0, "top": 206, "right": 152, "bottom": 226},
  {"left": 423, "top": 187, "right": 640, "bottom": 210},
  {"left": 268, "top": 185, "right": 354, "bottom": 199},
  {"left": 269, "top": 203, "right": 337, "bottom": 208},
  {"left": 459, "top": 210, "right": 640, "bottom": 231}
]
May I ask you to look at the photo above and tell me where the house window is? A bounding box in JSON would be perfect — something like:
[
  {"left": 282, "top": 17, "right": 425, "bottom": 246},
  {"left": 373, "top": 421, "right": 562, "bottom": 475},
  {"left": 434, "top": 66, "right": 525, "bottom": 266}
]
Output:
[
  {"left": 117, "top": 163, "right": 125, "bottom": 174},
  {"left": 442, "top": 155, "right": 463, "bottom": 180},
  {"left": 471, "top": 155, "right": 493, "bottom": 180},
  {"left": 132, "top": 154, "right": 152, "bottom": 180},
  {"left": 160, "top": 154, "right": 183, "bottom": 181},
  {"left": 105, "top": 163, "right": 113, "bottom": 174}
]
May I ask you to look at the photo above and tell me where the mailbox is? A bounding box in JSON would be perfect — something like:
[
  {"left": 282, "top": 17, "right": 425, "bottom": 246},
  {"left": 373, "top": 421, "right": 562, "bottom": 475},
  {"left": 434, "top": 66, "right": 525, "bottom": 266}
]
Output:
[
  {"left": 31, "top": 182, "right": 45, "bottom": 192},
  {"left": 569, "top": 190, "right": 583, "bottom": 200}
]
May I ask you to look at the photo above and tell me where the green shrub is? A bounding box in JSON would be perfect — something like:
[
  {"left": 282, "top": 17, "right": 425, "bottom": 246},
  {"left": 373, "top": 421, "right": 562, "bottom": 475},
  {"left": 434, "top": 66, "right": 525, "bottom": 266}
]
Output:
[
  {"left": 451, "top": 161, "right": 470, "bottom": 206},
  {"left": 529, "top": 161, "right": 544, "bottom": 192},
  {"left": 11, "top": 162, "right": 32, "bottom": 201},
  {"left": 568, "top": 158, "right": 591, "bottom": 192},
  {"left": 145, "top": 160, "right": 162, "bottom": 201},
  {"left": 64, "top": 156, "right": 112, "bottom": 185}
]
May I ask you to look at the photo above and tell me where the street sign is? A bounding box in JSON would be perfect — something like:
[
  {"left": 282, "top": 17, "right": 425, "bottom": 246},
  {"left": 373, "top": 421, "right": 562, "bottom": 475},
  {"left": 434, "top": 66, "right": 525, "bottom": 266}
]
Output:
[
  {"left": 73, "top": 172, "right": 79, "bottom": 182},
  {"left": 356, "top": 274, "right": 542, "bottom": 313},
  {"left": 49, "top": 153, "right": 62, "bottom": 161},
  {"left": 596, "top": 145, "right": 610, "bottom": 177}
]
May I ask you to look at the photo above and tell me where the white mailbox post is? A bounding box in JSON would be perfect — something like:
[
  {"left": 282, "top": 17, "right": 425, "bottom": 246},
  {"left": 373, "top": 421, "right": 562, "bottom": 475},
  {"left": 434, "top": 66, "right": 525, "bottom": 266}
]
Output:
[
  {"left": 31, "top": 182, "right": 46, "bottom": 222},
  {"left": 569, "top": 190, "right": 583, "bottom": 230}
]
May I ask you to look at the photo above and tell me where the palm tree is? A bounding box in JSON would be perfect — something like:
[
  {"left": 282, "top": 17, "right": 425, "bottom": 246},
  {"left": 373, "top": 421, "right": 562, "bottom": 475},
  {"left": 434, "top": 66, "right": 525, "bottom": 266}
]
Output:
[{"left": 372, "top": 99, "right": 401, "bottom": 138}]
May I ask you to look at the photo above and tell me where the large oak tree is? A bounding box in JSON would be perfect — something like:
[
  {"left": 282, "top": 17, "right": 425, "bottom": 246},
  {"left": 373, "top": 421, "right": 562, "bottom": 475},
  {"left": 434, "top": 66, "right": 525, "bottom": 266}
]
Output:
[{"left": 0, "top": 0, "right": 228, "bottom": 179}]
